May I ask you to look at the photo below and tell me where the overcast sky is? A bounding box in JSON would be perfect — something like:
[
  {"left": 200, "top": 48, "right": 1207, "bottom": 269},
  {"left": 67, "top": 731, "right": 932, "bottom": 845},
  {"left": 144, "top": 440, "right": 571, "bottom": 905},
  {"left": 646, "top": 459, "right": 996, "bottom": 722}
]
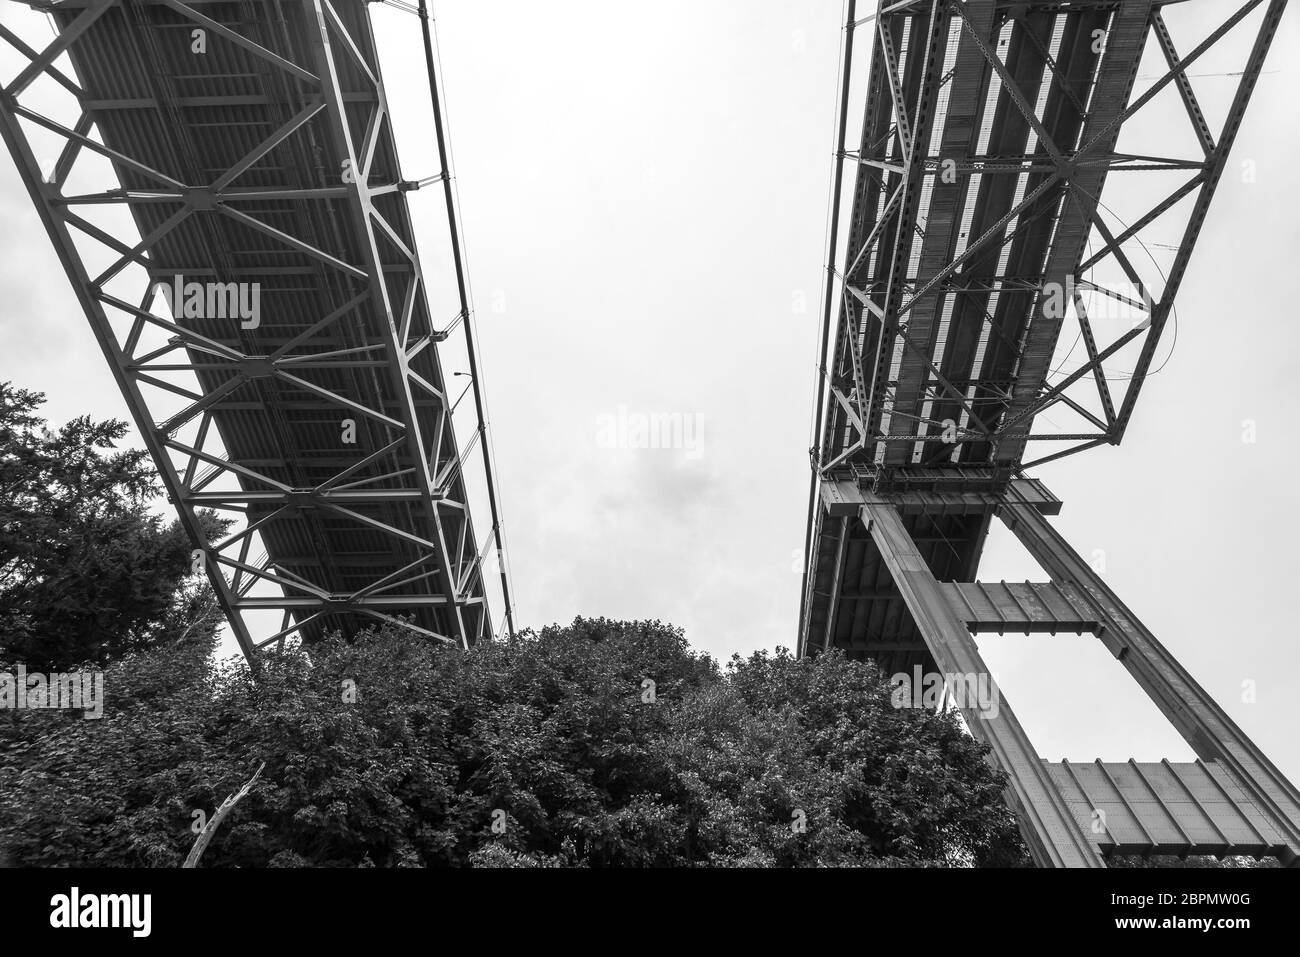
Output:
[{"left": 1, "top": 1, "right": 1296, "bottom": 784}]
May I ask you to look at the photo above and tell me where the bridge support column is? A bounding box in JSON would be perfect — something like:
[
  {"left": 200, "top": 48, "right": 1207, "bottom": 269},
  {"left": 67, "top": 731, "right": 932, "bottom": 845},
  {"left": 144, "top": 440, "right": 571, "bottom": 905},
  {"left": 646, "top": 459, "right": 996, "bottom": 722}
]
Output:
[
  {"left": 999, "top": 490, "right": 1300, "bottom": 864},
  {"left": 862, "top": 496, "right": 1105, "bottom": 868}
]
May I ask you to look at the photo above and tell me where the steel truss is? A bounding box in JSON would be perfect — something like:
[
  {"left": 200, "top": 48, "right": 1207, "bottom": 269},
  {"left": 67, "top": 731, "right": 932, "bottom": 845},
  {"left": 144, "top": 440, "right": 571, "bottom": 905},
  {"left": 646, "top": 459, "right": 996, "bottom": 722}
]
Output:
[
  {"left": 813, "top": 478, "right": 1300, "bottom": 866},
  {"left": 800, "top": 0, "right": 1296, "bottom": 866},
  {"left": 0, "top": 0, "right": 514, "bottom": 657},
  {"left": 811, "top": 0, "right": 1286, "bottom": 478}
]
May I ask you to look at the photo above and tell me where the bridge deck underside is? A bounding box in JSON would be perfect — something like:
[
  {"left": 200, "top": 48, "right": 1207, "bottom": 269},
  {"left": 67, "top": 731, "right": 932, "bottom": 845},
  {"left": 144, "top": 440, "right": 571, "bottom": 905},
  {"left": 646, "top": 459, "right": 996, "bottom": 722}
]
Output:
[
  {"left": 48, "top": 0, "right": 485, "bottom": 644},
  {"left": 806, "top": 0, "right": 1145, "bottom": 659},
  {"left": 805, "top": 505, "right": 985, "bottom": 674}
]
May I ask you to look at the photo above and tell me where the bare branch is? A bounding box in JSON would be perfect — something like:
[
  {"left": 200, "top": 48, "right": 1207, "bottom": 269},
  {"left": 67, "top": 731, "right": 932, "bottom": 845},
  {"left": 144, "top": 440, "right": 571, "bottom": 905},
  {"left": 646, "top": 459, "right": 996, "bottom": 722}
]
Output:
[{"left": 183, "top": 762, "right": 266, "bottom": 869}]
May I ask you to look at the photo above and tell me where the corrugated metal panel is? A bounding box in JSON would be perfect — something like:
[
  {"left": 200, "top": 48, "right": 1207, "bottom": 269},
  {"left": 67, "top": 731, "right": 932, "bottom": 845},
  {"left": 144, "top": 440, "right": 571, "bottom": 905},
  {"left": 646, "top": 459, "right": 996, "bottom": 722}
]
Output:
[{"left": 1048, "top": 759, "right": 1290, "bottom": 858}]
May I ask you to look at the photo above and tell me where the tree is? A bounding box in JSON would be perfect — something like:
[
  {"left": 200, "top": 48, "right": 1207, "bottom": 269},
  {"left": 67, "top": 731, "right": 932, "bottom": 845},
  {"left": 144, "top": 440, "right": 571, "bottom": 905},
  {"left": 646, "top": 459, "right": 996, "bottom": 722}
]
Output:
[
  {"left": 0, "top": 617, "right": 1030, "bottom": 867},
  {"left": 0, "top": 382, "right": 226, "bottom": 669}
]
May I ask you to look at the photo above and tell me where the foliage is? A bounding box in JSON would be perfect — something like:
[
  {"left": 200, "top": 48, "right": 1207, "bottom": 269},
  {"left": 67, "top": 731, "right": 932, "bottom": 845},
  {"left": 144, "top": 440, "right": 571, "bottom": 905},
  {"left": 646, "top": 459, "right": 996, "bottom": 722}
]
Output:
[
  {"left": 0, "top": 382, "right": 226, "bottom": 669},
  {"left": 0, "top": 617, "right": 1030, "bottom": 867}
]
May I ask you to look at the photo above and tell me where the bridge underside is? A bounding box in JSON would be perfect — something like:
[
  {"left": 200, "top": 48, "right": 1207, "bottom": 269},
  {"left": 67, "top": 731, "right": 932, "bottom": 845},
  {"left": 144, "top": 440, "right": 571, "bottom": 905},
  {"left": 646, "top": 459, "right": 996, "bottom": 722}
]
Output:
[
  {"left": 800, "top": 0, "right": 1300, "bottom": 865},
  {"left": 0, "top": 0, "right": 511, "bottom": 655}
]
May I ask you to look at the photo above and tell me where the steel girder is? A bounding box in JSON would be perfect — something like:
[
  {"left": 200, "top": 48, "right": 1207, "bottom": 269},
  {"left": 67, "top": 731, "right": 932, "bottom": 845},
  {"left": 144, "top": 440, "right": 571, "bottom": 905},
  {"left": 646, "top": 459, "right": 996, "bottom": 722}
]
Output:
[
  {"left": 0, "top": 0, "right": 514, "bottom": 657},
  {"left": 799, "top": 0, "right": 1296, "bottom": 867},
  {"left": 801, "top": 0, "right": 1288, "bottom": 649},
  {"left": 998, "top": 488, "right": 1300, "bottom": 865},
  {"left": 811, "top": 477, "right": 1300, "bottom": 866},
  {"left": 809, "top": 0, "right": 1287, "bottom": 478}
]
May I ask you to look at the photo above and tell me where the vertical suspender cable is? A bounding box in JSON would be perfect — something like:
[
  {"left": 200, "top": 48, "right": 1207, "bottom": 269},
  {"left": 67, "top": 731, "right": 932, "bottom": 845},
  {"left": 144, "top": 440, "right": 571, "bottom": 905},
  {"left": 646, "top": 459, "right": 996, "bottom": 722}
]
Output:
[
  {"left": 799, "top": 0, "right": 857, "bottom": 652},
  {"left": 417, "top": 0, "right": 516, "bottom": 637}
]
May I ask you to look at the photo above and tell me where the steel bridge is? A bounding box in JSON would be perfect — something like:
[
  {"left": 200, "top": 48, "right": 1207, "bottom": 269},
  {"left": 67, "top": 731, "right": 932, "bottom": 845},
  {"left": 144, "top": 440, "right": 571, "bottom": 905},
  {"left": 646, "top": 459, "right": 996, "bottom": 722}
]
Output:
[
  {"left": 4, "top": 0, "right": 1298, "bottom": 869},
  {"left": 799, "top": 0, "right": 1300, "bottom": 866},
  {"left": 0, "top": 0, "right": 513, "bottom": 657}
]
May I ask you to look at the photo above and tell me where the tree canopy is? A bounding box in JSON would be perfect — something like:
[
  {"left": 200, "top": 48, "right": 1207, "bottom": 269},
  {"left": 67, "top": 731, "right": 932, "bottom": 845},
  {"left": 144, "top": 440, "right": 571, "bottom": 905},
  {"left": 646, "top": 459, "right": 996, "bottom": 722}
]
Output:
[
  {"left": 0, "top": 617, "right": 1030, "bottom": 867},
  {"left": 0, "top": 382, "right": 225, "bottom": 669}
]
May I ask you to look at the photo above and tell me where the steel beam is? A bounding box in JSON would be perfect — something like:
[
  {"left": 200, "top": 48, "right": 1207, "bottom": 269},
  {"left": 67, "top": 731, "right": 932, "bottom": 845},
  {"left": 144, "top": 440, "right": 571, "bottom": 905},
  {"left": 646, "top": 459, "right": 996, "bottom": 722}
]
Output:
[
  {"left": 999, "top": 490, "right": 1300, "bottom": 863},
  {"left": 862, "top": 494, "right": 1104, "bottom": 867},
  {"left": 0, "top": 0, "right": 511, "bottom": 655}
]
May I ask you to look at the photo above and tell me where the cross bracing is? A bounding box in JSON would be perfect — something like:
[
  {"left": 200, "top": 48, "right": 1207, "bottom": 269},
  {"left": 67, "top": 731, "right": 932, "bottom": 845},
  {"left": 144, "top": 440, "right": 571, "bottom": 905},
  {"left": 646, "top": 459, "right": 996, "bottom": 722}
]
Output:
[
  {"left": 0, "top": 0, "right": 515, "bottom": 656},
  {"left": 799, "top": 0, "right": 1300, "bottom": 867}
]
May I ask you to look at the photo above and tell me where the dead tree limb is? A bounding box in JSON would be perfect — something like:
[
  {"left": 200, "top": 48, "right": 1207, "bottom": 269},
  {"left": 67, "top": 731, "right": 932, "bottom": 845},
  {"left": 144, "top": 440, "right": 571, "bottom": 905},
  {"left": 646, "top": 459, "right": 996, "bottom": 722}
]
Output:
[{"left": 183, "top": 762, "right": 266, "bottom": 868}]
